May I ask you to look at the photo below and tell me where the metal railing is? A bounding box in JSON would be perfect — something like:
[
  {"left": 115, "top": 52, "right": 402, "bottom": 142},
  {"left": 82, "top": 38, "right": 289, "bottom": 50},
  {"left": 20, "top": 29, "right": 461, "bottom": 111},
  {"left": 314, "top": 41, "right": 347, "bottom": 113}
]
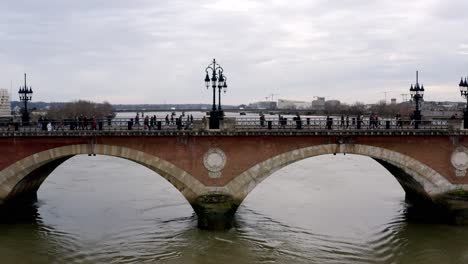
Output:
[
  {"left": 234, "top": 117, "right": 449, "bottom": 130},
  {"left": 0, "top": 117, "right": 450, "bottom": 132},
  {"left": 0, "top": 118, "right": 195, "bottom": 132}
]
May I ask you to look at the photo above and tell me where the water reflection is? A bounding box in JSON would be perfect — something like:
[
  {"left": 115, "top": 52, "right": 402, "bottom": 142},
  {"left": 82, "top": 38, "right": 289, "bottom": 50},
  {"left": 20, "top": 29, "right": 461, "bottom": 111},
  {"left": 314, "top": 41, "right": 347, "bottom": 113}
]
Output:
[{"left": 0, "top": 154, "right": 467, "bottom": 263}]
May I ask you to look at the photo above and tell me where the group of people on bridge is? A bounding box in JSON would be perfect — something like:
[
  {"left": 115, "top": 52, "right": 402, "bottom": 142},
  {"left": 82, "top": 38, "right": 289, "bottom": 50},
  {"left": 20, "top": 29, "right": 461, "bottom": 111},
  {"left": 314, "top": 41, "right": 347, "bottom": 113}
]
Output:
[
  {"left": 1, "top": 111, "right": 448, "bottom": 132},
  {"left": 128, "top": 113, "right": 194, "bottom": 130},
  {"left": 256, "top": 112, "right": 410, "bottom": 130},
  {"left": 37, "top": 115, "right": 106, "bottom": 131}
]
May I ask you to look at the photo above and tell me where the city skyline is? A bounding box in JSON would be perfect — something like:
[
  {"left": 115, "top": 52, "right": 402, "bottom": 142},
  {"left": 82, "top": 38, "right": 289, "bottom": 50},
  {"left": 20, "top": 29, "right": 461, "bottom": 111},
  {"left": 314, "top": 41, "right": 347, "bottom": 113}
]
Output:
[{"left": 1, "top": 0, "right": 468, "bottom": 104}]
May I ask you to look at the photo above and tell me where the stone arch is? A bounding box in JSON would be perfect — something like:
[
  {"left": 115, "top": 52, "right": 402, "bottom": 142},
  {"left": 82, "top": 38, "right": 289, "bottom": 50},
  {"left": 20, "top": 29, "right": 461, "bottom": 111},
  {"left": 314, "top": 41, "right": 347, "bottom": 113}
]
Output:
[
  {"left": 225, "top": 144, "right": 456, "bottom": 204},
  {"left": 0, "top": 144, "right": 206, "bottom": 205}
]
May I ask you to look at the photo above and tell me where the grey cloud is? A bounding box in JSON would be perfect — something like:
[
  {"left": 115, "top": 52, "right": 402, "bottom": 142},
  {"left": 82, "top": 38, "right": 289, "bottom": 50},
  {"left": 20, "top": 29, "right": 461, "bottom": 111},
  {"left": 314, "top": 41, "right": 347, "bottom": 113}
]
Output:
[{"left": 0, "top": 0, "right": 467, "bottom": 104}]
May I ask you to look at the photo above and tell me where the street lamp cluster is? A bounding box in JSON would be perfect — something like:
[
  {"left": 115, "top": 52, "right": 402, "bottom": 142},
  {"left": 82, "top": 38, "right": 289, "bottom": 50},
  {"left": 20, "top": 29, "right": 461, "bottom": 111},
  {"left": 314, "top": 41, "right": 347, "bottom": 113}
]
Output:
[
  {"left": 409, "top": 71, "right": 425, "bottom": 129},
  {"left": 459, "top": 76, "right": 468, "bottom": 128},
  {"left": 201, "top": 61, "right": 468, "bottom": 130},
  {"left": 204, "top": 58, "right": 228, "bottom": 129},
  {"left": 18, "top": 73, "right": 33, "bottom": 124},
  {"left": 203, "top": 61, "right": 433, "bottom": 130}
]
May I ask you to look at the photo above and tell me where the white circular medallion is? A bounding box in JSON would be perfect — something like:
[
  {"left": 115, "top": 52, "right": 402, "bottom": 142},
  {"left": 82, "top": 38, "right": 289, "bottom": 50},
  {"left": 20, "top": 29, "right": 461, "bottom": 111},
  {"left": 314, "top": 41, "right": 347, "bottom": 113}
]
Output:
[
  {"left": 451, "top": 147, "right": 468, "bottom": 177},
  {"left": 203, "top": 148, "right": 226, "bottom": 178},
  {"left": 451, "top": 151, "right": 468, "bottom": 170}
]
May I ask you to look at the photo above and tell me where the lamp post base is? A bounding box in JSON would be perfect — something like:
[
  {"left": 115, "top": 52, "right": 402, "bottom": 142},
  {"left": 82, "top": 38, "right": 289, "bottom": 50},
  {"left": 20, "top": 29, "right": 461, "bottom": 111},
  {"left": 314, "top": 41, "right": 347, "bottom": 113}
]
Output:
[
  {"left": 413, "top": 110, "right": 421, "bottom": 129},
  {"left": 21, "top": 112, "right": 30, "bottom": 126},
  {"left": 464, "top": 110, "right": 468, "bottom": 129},
  {"left": 209, "top": 110, "right": 223, "bottom": 129}
]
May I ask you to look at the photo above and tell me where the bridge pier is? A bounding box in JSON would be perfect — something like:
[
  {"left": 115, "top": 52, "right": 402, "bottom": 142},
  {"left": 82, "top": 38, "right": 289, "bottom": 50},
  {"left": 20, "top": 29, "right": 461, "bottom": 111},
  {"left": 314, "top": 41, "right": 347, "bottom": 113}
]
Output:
[
  {"left": 401, "top": 193, "right": 468, "bottom": 225},
  {"left": 374, "top": 158, "right": 468, "bottom": 224},
  {"left": 432, "top": 192, "right": 468, "bottom": 225},
  {"left": 191, "top": 193, "right": 239, "bottom": 230},
  {"left": 0, "top": 193, "right": 39, "bottom": 223}
]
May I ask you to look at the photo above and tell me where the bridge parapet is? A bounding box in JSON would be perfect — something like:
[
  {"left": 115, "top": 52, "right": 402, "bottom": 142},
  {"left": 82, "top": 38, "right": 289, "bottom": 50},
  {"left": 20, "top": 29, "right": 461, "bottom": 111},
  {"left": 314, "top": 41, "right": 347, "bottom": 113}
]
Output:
[
  {"left": 1, "top": 129, "right": 467, "bottom": 138},
  {"left": 0, "top": 117, "right": 452, "bottom": 133}
]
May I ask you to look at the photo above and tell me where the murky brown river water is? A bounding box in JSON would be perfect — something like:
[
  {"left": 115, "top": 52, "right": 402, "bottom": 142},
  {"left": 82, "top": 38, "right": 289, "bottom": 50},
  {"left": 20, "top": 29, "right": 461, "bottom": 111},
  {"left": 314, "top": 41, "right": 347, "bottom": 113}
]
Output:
[{"left": 1, "top": 154, "right": 468, "bottom": 263}]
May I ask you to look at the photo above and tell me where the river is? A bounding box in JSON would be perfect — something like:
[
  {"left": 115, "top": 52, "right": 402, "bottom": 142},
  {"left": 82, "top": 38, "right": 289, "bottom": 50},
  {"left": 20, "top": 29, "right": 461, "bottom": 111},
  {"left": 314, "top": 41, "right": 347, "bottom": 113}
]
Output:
[{"left": 1, "top": 153, "right": 468, "bottom": 263}]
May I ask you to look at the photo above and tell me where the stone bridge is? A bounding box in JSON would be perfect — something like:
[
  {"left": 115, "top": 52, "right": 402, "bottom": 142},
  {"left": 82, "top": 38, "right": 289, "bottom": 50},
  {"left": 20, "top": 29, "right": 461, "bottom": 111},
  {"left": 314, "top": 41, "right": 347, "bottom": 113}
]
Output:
[{"left": 1, "top": 129, "right": 468, "bottom": 229}]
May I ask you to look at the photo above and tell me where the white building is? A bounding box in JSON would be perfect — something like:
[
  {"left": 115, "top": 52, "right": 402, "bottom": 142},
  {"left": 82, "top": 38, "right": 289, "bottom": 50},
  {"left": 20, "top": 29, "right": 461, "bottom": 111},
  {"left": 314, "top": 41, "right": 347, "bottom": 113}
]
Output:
[
  {"left": 248, "top": 101, "right": 277, "bottom": 109},
  {"left": 312, "top": 97, "right": 326, "bottom": 110},
  {"left": 277, "top": 99, "right": 311, "bottom": 109},
  {"left": 0, "top": 89, "right": 11, "bottom": 117}
]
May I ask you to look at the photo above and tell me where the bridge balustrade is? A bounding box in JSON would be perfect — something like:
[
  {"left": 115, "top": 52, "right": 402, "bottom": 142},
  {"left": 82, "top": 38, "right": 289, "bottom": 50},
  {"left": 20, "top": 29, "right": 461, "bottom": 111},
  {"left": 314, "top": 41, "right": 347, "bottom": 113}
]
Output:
[
  {"left": 0, "top": 118, "right": 195, "bottom": 132},
  {"left": 0, "top": 117, "right": 450, "bottom": 133},
  {"left": 232, "top": 117, "right": 449, "bottom": 131}
]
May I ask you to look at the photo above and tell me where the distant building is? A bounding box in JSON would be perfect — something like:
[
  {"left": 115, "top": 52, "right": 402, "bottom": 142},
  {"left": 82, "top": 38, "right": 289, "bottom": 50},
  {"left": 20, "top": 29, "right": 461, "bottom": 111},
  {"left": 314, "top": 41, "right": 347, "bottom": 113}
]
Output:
[
  {"left": 419, "top": 101, "right": 463, "bottom": 117},
  {"left": 277, "top": 99, "right": 311, "bottom": 109},
  {"left": 325, "top": 100, "right": 340, "bottom": 108},
  {"left": 248, "top": 101, "right": 277, "bottom": 109},
  {"left": 311, "top": 97, "right": 326, "bottom": 111},
  {"left": 0, "top": 89, "right": 11, "bottom": 117},
  {"left": 390, "top": 98, "right": 397, "bottom": 105}
]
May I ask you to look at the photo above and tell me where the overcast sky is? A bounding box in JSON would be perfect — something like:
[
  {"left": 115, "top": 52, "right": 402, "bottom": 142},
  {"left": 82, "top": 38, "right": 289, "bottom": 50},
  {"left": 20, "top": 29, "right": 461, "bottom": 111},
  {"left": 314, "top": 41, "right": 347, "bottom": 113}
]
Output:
[{"left": 1, "top": 0, "right": 468, "bottom": 105}]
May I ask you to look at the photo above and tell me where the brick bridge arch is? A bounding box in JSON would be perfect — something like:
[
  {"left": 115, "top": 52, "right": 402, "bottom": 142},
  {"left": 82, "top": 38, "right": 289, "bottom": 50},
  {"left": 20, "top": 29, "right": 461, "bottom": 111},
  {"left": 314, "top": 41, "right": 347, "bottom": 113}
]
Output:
[
  {"left": 0, "top": 144, "right": 207, "bottom": 206},
  {"left": 225, "top": 144, "right": 456, "bottom": 205}
]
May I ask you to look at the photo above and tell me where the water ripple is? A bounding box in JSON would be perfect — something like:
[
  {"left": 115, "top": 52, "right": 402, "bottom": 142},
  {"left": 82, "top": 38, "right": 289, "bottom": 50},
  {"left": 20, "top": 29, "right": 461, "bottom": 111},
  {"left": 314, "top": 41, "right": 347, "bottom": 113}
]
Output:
[{"left": 2, "top": 154, "right": 468, "bottom": 263}]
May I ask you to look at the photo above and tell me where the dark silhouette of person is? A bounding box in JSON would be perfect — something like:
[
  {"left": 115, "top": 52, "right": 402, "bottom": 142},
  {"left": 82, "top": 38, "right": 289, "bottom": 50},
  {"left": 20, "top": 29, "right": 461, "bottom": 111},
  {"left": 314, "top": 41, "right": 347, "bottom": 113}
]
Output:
[
  {"left": 294, "top": 113, "right": 302, "bottom": 129},
  {"left": 144, "top": 115, "right": 149, "bottom": 130},
  {"left": 326, "top": 115, "right": 332, "bottom": 130},
  {"left": 369, "top": 114, "right": 374, "bottom": 129},
  {"left": 135, "top": 114, "right": 140, "bottom": 127}
]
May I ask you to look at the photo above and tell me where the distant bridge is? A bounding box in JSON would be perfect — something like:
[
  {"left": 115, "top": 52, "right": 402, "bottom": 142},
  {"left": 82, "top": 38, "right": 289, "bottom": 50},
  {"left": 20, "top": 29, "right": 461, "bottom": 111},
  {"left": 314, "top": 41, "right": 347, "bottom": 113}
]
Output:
[
  {"left": 112, "top": 108, "right": 285, "bottom": 113},
  {"left": 112, "top": 108, "right": 461, "bottom": 119}
]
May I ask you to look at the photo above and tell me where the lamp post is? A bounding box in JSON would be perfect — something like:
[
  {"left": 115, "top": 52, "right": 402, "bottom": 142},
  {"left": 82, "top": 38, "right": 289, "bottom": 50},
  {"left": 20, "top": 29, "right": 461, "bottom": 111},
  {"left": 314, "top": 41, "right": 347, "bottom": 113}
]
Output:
[
  {"left": 18, "top": 73, "right": 33, "bottom": 125},
  {"left": 218, "top": 76, "right": 228, "bottom": 112},
  {"left": 409, "top": 71, "right": 424, "bottom": 129},
  {"left": 204, "top": 59, "right": 228, "bottom": 129},
  {"left": 458, "top": 76, "right": 468, "bottom": 128}
]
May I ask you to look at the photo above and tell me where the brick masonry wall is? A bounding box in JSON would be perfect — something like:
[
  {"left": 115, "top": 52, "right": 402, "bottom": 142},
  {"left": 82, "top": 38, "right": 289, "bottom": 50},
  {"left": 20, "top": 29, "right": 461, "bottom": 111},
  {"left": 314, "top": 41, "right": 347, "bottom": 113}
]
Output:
[{"left": 1, "top": 135, "right": 467, "bottom": 187}]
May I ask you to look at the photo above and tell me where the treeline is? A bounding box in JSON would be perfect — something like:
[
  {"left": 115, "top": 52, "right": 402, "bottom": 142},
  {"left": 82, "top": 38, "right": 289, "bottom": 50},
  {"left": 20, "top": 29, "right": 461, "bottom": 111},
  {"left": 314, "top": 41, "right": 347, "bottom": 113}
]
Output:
[
  {"left": 324, "top": 101, "right": 413, "bottom": 117},
  {"left": 46, "top": 100, "right": 115, "bottom": 119}
]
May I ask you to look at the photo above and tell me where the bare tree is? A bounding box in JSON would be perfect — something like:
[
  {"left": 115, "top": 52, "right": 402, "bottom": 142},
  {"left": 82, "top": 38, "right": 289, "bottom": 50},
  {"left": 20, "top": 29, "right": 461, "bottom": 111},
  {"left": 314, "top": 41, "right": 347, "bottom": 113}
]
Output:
[
  {"left": 324, "top": 101, "right": 341, "bottom": 115},
  {"left": 46, "top": 100, "right": 114, "bottom": 119},
  {"left": 348, "top": 102, "right": 366, "bottom": 115}
]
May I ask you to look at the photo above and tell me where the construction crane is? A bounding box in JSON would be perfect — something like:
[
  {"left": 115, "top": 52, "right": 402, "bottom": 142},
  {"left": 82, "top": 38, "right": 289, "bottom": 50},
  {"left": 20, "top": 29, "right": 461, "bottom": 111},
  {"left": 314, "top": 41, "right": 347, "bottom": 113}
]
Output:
[
  {"left": 400, "top": 93, "right": 410, "bottom": 102},
  {"left": 380, "top": 91, "right": 388, "bottom": 104},
  {"left": 267, "top": 93, "right": 279, "bottom": 101},
  {"left": 377, "top": 90, "right": 397, "bottom": 104}
]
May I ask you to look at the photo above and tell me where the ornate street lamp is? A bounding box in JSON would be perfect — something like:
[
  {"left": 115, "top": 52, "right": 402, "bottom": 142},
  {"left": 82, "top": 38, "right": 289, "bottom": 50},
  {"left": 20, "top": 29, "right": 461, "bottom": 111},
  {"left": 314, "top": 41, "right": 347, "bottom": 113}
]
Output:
[
  {"left": 204, "top": 58, "right": 228, "bottom": 129},
  {"left": 458, "top": 76, "right": 468, "bottom": 128},
  {"left": 218, "top": 75, "right": 228, "bottom": 111},
  {"left": 18, "top": 73, "right": 33, "bottom": 125},
  {"left": 409, "top": 71, "right": 425, "bottom": 129}
]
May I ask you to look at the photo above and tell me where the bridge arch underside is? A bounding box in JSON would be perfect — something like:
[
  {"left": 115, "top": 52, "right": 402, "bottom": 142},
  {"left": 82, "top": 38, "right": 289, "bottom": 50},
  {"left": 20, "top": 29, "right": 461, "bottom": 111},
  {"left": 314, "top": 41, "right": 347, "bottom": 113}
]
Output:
[
  {"left": 227, "top": 144, "right": 468, "bottom": 224},
  {"left": 0, "top": 144, "right": 206, "bottom": 210}
]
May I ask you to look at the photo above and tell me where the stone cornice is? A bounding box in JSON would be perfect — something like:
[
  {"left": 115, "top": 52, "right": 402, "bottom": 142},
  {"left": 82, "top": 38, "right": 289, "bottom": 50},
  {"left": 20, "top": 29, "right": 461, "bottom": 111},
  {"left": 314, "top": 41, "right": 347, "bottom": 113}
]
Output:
[{"left": 1, "top": 129, "right": 467, "bottom": 137}]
